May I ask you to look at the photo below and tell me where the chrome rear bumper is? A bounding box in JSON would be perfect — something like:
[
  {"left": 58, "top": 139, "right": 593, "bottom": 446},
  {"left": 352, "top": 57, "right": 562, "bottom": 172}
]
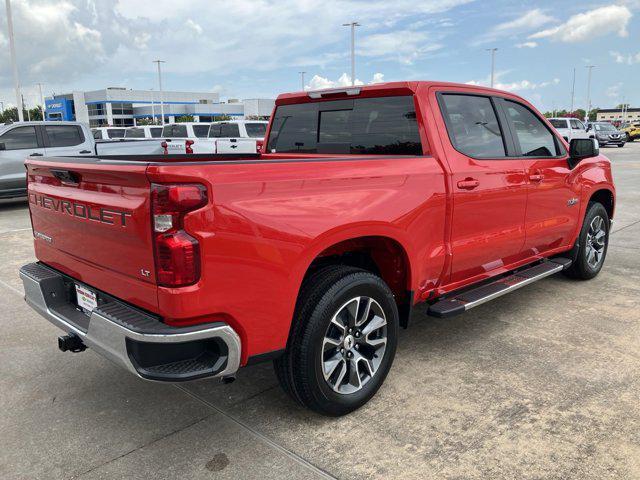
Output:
[{"left": 19, "top": 262, "right": 241, "bottom": 382}]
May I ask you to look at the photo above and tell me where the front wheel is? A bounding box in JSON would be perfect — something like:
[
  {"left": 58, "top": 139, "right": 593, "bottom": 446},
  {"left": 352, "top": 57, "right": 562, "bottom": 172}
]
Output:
[
  {"left": 564, "top": 202, "right": 610, "bottom": 280},
  {"left": 617, "top": 143, "right": 625, "bottom": 148},
  {"left": 274, "top": 266, "right": 399, "bottom": 416}
]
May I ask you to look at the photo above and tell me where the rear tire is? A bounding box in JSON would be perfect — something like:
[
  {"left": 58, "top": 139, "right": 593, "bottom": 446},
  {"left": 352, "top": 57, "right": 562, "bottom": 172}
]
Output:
[
  {"left": 274, "top": 265, "right": 399, "bottom": 416},
  {"left": 564, "top": 202, "right": 609, "bottom": 280}
]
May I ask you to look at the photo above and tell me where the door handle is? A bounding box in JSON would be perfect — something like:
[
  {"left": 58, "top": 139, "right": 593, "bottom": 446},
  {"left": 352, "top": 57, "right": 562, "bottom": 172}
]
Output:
[
  {"left": 29, "top": 153, "right": 43, "bottom": 157},
  {"left": 529, "top": 172, "right": 544, "bottom": 182},
  {"left": 79, "top": 150, "right": 91, "bottom": 154},
  {"left": 457, "top": 178, "right": 480, "bottom": 190}
]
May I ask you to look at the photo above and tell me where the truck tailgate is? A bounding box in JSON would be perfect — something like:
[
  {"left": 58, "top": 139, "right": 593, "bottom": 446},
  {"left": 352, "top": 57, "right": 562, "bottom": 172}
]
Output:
[{"left": 26, "top": 158, "right": 159, "bottom": 311}]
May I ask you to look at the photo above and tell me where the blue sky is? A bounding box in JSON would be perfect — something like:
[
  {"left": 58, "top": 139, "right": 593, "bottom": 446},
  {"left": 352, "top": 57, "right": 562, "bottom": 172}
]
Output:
[{"left": 0, "top": 0, "right": 638, "bottom": 113}]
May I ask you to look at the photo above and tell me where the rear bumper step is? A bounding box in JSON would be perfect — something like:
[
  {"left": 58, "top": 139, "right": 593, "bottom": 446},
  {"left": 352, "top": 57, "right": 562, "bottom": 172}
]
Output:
[
  {"left": 428, "top": 258, "right": 572, "bottom": 318},
  {"left": 19, "top": 262, "right": 241, "bottom": 382}
]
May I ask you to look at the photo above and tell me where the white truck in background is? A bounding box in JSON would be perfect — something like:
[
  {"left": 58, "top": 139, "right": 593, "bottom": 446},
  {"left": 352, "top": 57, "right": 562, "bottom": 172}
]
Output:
[
  {"left": 91, "top": 127, "right": 128, "bottom": 140},
  {"left": 161, "top": 120, "right": 268, "bottom": 154},
  {"left": 548, "top": 118, "right": 592, "bottom": 143},
  {"left": 0, "top": 121, "right": 164, "bottom": 198}
]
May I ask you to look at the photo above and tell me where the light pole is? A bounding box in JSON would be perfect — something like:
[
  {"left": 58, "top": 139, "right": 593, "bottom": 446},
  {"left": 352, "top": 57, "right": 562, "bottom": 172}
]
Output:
[
  {"left": 150, "top": 88, "right": 156, "bottom": 124},
  {"left": 36, "top": 82, "right": 45, "bottom": 121},
  {"left": 5, "top": 0, "right": 23, "bottom": 122},
  {"left": 585, "top": 65, "right": 596, "bottom": 122},
  {"left": 342, "top": 22, "right": 360, "bottom": 86},
  {"left": 153, "top": 60, "right": 166, "bottom": 125},
  {"left": 570, "top": 67, "right": 576, "bottom": 114},
  {"left": 486, "top": 48, "right": 497, "bottom": 88},
  {"left": 299, "top": 71, "right": 306, "bottom": 91}
]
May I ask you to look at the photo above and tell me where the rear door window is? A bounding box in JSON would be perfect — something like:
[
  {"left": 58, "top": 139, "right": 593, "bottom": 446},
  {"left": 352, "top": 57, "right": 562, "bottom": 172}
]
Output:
[
  {"left": 192, "top": 125, "right": 210, "bottom": 138},
  {"left": 504, "top": 101, "right": 559, "bottom": 157},
  {"left": 44, "top": 125, "right": 84, "bottom": 147},
  {"left": 267, "top": 95, "right": 422, "bottom": 155},
  {"left": 440, "top": 94, "right": 506, "bottom": 158},
  {"left": 570, "top": 119, "right": 584, "bottom": 130},
  {"left": 0, "top": 126, "right": 39, "bottom": 150}
]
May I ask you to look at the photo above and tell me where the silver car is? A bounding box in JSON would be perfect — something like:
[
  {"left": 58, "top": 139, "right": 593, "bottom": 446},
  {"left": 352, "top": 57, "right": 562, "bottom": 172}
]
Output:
[{"left": 0, "top": 121, "right": 94, "bottom": 198}]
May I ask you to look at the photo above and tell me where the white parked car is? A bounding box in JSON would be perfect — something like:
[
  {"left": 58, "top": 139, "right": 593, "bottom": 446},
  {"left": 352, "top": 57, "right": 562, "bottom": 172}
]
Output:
[
  {"left": 162, "top": 120, "right": 268, "bottom": 154},
  {"left": 91, "top": 127, "right": 128, "bottom": 140},
  {"left": 548, "top": 118, "right": 592, "bottom": 143},
  {"left": 125, "top": 125, "right": 164, "bottom": 139},
  {"left": 0, "top": 122, "right": 165, "bottom": 198}
]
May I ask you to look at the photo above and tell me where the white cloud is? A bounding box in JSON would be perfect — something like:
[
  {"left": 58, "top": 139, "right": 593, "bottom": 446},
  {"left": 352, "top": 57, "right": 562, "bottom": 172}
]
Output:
[
  {"left": 492, "top": 9, "right": 554, "bottom": 34},
  {"left": 610, "top": 50, "right": 640, "bottom": 65},
  {"left": 358, "top": 30, "right": 442, "bottom": 65},
  {"left": 371, "top": 73, "right": 385, "bottom": 84},
  {"left": 305, "top": 72, "right": 387, "bottom": 90},
  {"left": 516, "top": 41, "right": 538, "bottom": 48},
  {"left": 185, "top": 19, "right": 203, "bottom": 35},
  {"left": 529, "top": 5, "right": 632, "bottom": 42},
  {"left": 606, "top": 83, "right": 622, "bottom": 98},
  {"left": 466, "top": 72, "right": 559, "bottom": 92},
  {"left": 474, "top": 9, "right": 554, "bottom": 44}
]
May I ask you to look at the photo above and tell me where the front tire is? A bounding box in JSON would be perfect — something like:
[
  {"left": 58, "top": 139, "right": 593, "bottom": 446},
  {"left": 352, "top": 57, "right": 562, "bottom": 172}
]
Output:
[
  {"left": 274, "top": 266, "right": 399, "bottom": 416},
  {"left": 564, "top": 202, "right": 610, "bottom": 280}
]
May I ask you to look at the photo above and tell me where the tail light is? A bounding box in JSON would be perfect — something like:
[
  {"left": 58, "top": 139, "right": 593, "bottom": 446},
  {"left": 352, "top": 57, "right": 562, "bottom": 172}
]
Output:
[
  {"left": 151, "top": 183, "right": 207, "bottom": 287},
  {"left": 185, "top": 139, "right": 194, "bottom": 154},
  {"left": 256, "top": 139, "right": 264, "bottom": 154},
  {"left": 161, "top": 141, "right": 168, "bottom": 155}
]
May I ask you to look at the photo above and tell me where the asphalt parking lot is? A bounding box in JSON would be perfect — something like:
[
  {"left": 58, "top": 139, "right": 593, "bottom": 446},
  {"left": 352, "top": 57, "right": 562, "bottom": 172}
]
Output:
[{"left": 1, "top": 144, "right": 639, "bottom": 480}]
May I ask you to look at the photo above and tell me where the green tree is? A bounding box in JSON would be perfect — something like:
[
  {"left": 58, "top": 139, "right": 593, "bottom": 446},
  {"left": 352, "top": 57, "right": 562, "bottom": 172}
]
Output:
[
  {"left": 135, "top": 117, "right": 155, "bottom": 126},
  {"left": 176, "top": 115, "right": 195, "bottom": 123},
  {"left": 0, "top": 107, "right": 19, "bottom": 123}
]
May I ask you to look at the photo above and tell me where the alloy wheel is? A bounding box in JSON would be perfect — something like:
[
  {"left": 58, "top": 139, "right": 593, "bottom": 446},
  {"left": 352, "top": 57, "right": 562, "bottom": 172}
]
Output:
[
  {"left": 321, "top": 296, "right": 387, "bottom": 394},
  {"left": 585, "top": 215, "right": 606, "bottom": 269}
]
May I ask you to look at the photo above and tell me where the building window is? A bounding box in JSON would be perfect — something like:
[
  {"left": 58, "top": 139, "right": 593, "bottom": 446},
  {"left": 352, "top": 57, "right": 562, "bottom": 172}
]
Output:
[
  {"left": 112, "top": 102, "right": 133, "bottom": 115},
  {"left": 87, "top": 103, "right": 106, "bottom": 116},
  {"left": 89, "top": 119, "right": 108, "bottom": 127}
]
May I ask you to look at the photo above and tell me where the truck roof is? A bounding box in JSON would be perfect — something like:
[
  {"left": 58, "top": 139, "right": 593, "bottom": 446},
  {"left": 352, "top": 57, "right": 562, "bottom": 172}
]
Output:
[{"left": 276, "top": 81, "right": 524, "bottom": 105}]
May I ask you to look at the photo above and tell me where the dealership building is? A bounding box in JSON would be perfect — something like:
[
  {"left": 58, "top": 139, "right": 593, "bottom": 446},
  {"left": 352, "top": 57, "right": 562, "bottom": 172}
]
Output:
[
  {"left": 45, "top": 88, "right": 275, "bottom": 127},
  {"left": 596, "top": 107, "right": 640, "bottom": 123}
]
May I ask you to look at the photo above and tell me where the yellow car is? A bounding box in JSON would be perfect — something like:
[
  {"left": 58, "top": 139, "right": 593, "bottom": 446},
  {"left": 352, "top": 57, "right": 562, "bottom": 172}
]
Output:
[{"left": 621, "top": 123, "right": 640, "bottom": 142}]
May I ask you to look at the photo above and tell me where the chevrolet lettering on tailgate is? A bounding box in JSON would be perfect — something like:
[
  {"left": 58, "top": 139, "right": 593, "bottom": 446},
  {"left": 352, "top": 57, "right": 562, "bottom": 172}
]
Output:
[{"left": 28, "top": 193, "right": 132, "bottom": 227}]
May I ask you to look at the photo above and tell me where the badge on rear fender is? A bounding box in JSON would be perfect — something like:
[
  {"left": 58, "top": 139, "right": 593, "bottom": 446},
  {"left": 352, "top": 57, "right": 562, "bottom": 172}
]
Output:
[{"left": 567, "top": 198, "right": 578, "bottom": 207}]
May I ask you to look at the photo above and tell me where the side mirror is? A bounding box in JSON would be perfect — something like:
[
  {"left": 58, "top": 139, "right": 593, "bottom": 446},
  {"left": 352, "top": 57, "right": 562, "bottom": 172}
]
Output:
[
  {"left": 585, "top": 124, "right": 591, "bottom": 131},
  {"left": 0, "top": 142, "right": 5, "bottom": 151},
  {"left": 568, "top": 138, "right": 599, "bottom": 169}
]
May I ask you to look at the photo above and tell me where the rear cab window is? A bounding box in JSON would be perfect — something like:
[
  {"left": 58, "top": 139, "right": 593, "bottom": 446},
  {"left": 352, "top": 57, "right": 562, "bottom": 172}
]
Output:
[
  {"left": 266, "top": 95, "right": 423, "bottom": 155},
  {"left": 245, "top": 123, "right": 267, "bottom": 138},
  {"left": 150, "top": 127, "right": 163, "bottom": 138},
  {"left": 162, "top": 124, "right": 188, "bottom": 138},
  {"left": 549, "top": 119, "right": 568, "bottom": 129},
  {"left": 107, "top": 129, "right": 125, "bottom": 139},
  {"left": 192, "top": 125, "right": 210, "bottom": 138},
  {"left": 125, "top": 128, "right": 145, "bottom": 138}
]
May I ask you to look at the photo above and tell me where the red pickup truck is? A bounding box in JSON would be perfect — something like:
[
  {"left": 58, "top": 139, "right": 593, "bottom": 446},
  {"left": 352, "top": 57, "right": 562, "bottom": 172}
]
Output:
[{"left": 20, "top": 81, "right": 615, "bottom": 416}]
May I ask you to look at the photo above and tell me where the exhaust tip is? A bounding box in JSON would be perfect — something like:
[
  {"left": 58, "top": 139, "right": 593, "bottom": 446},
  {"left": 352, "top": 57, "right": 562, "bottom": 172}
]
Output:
[{"left": 58, "top": 333, "right": 86, "bottom": 353}]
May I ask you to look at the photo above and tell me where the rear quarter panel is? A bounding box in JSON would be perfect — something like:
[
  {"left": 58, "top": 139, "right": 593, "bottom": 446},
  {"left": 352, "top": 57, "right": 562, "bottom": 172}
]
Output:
[{"left": 147, "top": 156, "right": 447, "bottom": 361}]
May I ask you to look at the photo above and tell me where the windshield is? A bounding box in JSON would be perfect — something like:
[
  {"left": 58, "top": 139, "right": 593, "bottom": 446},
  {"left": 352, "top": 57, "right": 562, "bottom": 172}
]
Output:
[
  {"left": 267, "top": 95, "right": 422, "bottom": 155},
  {"left": 595, "top": 124, "right": 616, "bottom": 132},
  {"left": 245, "top": 123, "right": 268, "bottom": 138},
  {"left": 125, "top": 128, "right": 145, "bottom": 138},
  {"left": 107, "top": 129, "right": 125, "bottom": 138},
  {"left": 549, "top": 119, "right": 567, "bottom": 129}
]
